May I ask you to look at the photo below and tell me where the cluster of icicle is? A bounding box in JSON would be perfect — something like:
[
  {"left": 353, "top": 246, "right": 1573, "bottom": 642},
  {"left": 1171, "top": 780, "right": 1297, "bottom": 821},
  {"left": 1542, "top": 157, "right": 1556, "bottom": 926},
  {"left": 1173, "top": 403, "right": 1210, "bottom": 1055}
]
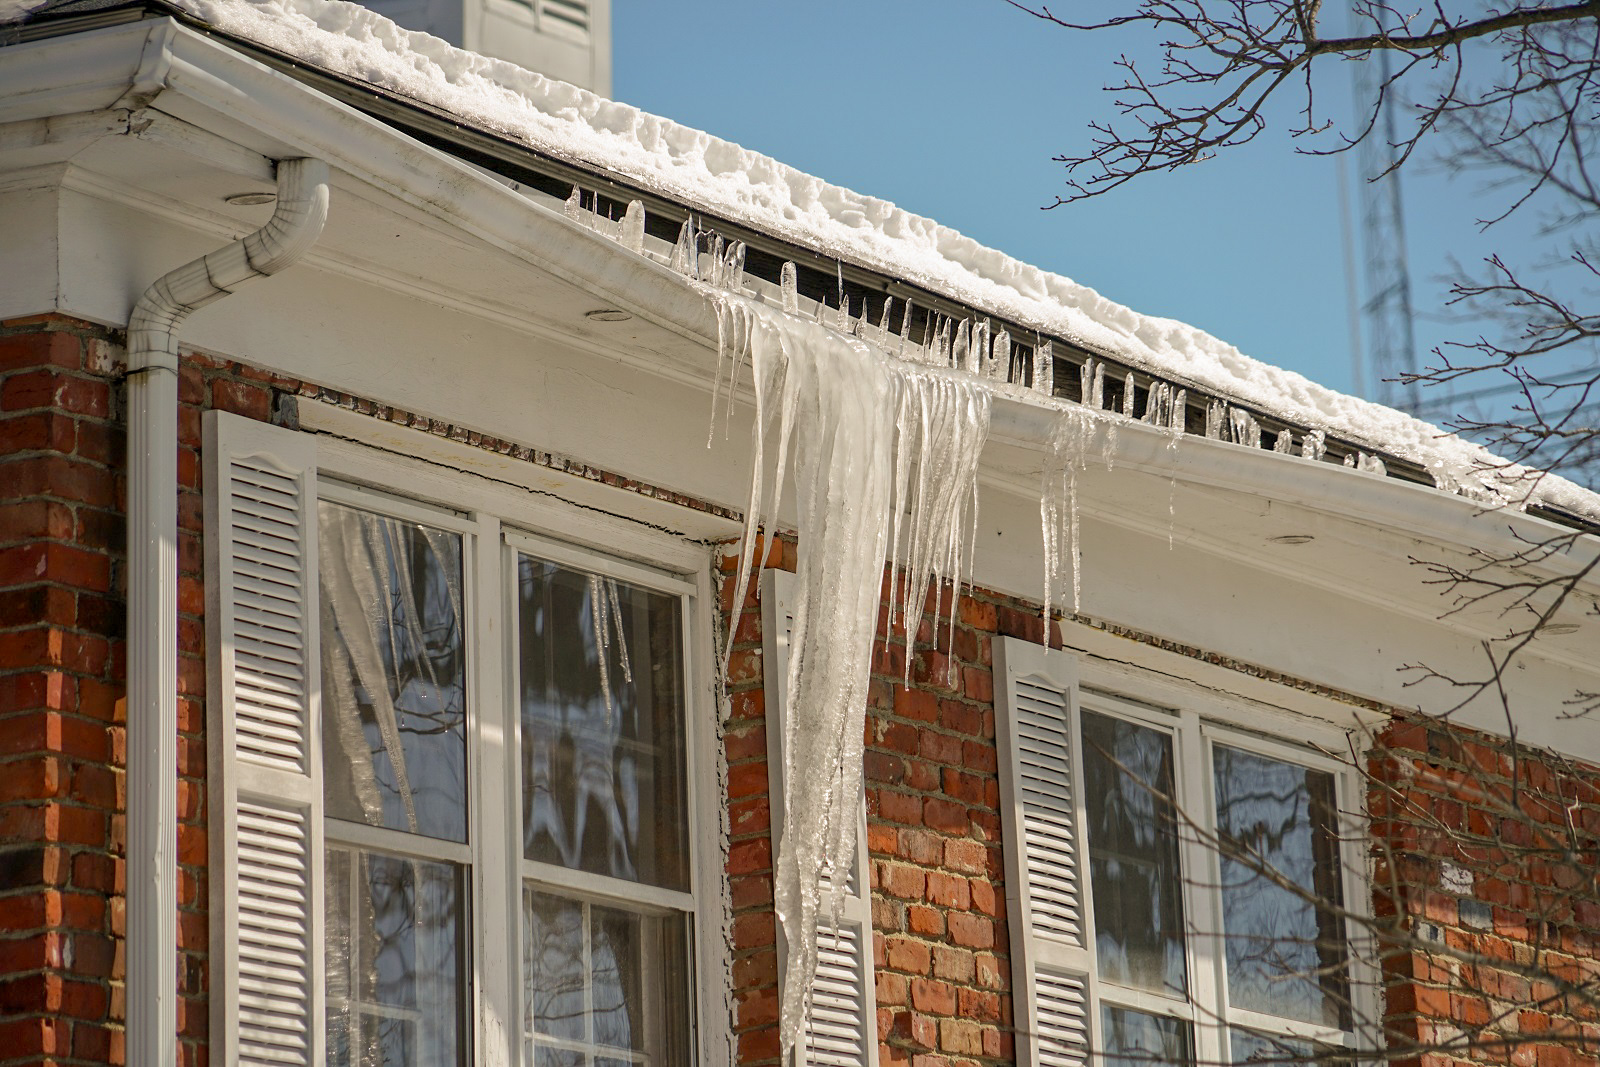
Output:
[{"left": 692, "top": 244, "right": 993, "bottom": 1061}]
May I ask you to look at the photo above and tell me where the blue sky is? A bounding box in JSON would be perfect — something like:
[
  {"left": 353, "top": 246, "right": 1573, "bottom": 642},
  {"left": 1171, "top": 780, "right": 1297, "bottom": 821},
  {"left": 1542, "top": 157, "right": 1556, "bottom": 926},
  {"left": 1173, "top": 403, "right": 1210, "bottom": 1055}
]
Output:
[{"left": 612, "top": 0, "right": 1551, "bottom": 405}]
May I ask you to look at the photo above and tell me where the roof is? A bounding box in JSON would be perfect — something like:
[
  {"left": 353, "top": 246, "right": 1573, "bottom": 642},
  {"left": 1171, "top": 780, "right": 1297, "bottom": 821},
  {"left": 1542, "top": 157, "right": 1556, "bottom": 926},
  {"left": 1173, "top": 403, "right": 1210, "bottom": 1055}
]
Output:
[{"left": 6, "top": 0, "right": 1599, "bottom": 528}]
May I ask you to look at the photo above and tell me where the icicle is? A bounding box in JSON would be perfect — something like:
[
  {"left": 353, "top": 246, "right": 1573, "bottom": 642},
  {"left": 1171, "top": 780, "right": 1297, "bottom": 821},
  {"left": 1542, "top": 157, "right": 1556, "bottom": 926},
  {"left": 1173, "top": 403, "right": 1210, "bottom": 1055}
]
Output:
[
  {"left": 1168, "top": 390, "right": 1186, "bottom": 433},
  {"left": 1206, "top": 399, "right": 1226, "bottom": 439},
  {"left": 620, "top": 200, "right": 645, "bottom": 254},
  {"left": 704, "top": 286, "right": 991, "bottom": 1064},
  {"left": 1359, "top": 452, "right": 1388, "bottom": 476},
  {"left": 879, "top": 297, "right": 895, "bottom": 342},
  {"left": 1079, "top": 358, "right": 1096, "bottom": 407},
  {"left": 935, "top": 317, "right": 952, "bottom": 366},
  {"left": 670, "top": 219, "right": 695, "bottom": 277},
  {"left": 1302, "top": 429, "right": 1326, "bottom": 462},
  {"left": 564, "top": 184, "right": 583, "bottom": 221},
  {"left": 971, "top": 320, "right": 990, "bottom": 378},
  {"left": 990, "top": 329, "right": 1010, "bottom": 380},
  {"left": 1229, "top": 408, "right": 1260, "bottom": 447},
  {"left": 780, "top": 261, "right": 800, "bottom": 314},
  {"left": 709, "top": 235, "right": 726, "bottom": 287},
  {"left": 1122, "top": 372, "right": 1135, "bottom": 417},
  {"left": 1034, "top": 340, "right": 1055, "bottom": 396},
  {"left": 953, "top": 319, "right": 972, "bottom": 375},
  {"left": 724, "top": 241, "right": 746, "bottom": 292},
  {"left": 1274, "top": 430, "right": 1295, "bottom": 454},
  {"left": 1091, "top": 363, "right": 1105, "bottom": 409},
  {"left": 899, "top": 300, "right": 914, "bottom": 359},
  {"left": 1041, "top": 410, "right": 1092, "bottom": 623},
  {"left": 1344, "top": 452, "right": 1359, "bottom": 468},
  {"left": 1144, "top": 383, "right": 1169, "bottom": 426}
]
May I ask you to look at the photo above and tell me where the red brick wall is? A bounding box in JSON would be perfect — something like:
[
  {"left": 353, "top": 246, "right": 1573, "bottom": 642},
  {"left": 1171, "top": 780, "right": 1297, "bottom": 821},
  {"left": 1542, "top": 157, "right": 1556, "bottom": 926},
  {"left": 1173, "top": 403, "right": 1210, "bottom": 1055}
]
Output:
[
  {"left": 0, "top": 316, "right": 127, "bottom": 1066},
  {"left": 1372, "top": 720, "right": 1600, "bottom": 1067}
]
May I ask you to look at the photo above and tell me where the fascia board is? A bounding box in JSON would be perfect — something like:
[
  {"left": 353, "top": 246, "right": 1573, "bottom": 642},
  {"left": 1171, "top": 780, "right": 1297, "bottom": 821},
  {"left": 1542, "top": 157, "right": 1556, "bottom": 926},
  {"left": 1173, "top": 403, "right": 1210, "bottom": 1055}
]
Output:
[{"left": 990, "top": 397, "right": 1600, "bottom": 593}]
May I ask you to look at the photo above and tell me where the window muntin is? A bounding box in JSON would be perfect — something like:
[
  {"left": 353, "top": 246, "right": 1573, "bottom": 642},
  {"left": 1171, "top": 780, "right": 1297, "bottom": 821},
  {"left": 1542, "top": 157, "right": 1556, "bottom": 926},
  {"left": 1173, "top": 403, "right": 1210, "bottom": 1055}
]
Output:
[
  {"left": 514, "top": 547, "right": 696, "bottom": 1067},
  {"left": 319, "top": 499, "right": 473, "bottom": 1067},
  {"left": 1212, "top": 745, "right": 1350, "bottom": 1031}
]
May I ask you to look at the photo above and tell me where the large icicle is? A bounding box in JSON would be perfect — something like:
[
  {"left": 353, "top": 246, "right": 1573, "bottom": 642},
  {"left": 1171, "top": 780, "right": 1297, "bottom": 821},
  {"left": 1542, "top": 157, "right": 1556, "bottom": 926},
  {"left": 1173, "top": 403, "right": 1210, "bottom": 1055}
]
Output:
[{"left": 708, "top": 286, "right": 991, "bottom": 1061}]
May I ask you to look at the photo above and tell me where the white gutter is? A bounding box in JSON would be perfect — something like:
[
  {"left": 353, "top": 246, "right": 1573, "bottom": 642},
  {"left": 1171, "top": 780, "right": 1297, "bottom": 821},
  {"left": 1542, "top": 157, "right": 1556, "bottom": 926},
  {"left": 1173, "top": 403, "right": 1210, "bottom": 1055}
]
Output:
[{"left": 125, "top": 155, "right": 329, "bottom": 1067}]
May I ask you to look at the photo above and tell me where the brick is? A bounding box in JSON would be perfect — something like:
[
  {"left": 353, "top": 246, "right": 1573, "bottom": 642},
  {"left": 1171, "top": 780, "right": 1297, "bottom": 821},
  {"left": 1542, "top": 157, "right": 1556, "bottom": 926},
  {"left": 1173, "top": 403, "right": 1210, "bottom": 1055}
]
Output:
[
  {"left": 947, "top": 912, "right": 995, "bottom": 949},
  {"left": 911, "top": 977, "right": 956, "bottom": 1015},
  {"left": 922, "top": 797, "right": 968, "bottom": 835},
  {"left": 727, "top": 760, "right": 770, "bottom": 800},
  {"left": 876, "top": 790, "right": 923, "bottom": 827},
  {"left": 884, "top": 935, "right": 931, "bottom": 975},
  {"left": 938, "top": 1018, "right": 982, "bottom": 1056},
  {"left": 879, "top": 862, "right": 926, "bottom": 902},
  {"left": 0, "top": 331, "right": 81, "bottom": 373},
  {"left": 932, "top": 945, "right": 975, "bottom": 983},
  {"left": 908, "top": 905, "right": 944, "bottom": 937},
  {"left": 926, "top": 871, "right": 970, "bottom": 909},
  {"left": 211, "top": 378, "right": 272, "bottom": 421}
]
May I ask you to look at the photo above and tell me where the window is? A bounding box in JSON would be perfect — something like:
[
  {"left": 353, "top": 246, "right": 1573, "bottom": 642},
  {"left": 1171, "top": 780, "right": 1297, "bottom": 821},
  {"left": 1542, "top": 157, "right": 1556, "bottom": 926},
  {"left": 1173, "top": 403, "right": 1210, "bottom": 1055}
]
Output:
[
  {"left": 996, "top": 637, "right": 1365, "bottom": 1067},
  {"left": 204, "top": 412, "right": 715, "bottom": 1067}
]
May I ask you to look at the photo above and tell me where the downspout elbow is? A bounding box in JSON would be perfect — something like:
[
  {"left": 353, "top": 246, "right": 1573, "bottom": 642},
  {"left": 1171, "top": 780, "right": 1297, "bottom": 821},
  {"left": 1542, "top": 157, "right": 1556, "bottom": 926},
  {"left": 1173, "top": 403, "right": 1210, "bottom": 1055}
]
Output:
[
  {"left": 127, "top": 156, "right": 331, "bottom": 373},
  {"left": 125, "top": 155, "right": 329, "bottom": 1067}
]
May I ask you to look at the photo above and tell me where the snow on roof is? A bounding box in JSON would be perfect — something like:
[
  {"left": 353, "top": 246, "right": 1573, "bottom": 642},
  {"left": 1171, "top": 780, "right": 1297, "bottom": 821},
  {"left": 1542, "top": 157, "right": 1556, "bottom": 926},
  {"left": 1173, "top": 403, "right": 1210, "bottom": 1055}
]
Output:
[{"left": 14, "top": 0, "right": 1597, "bottom": 521}]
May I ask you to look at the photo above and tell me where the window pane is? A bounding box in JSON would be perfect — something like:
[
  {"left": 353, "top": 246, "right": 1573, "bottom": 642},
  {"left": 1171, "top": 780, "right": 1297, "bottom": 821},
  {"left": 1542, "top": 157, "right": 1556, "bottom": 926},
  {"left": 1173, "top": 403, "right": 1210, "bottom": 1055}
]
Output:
[
  {"left": 1081, "top": 710, "right": 1187, "bottom": 996},
  {"left": 518, "top": 556, "right": 689, "bottom": 890},
  {"left": 1213, "top": 745, "right": 1350, "bottom": 1029},
  {"left": 326, "top": 845, "right": 469, "bottom": 1067},
  {"left": 320, "top": 501, "right": 468, "bottom": 842},
  {"left": 524, "top": 886, "right": 691, "bottom": 1067},
  {"left": 1100, "top": 1005, "right": 1192, "bottom": 1067}
]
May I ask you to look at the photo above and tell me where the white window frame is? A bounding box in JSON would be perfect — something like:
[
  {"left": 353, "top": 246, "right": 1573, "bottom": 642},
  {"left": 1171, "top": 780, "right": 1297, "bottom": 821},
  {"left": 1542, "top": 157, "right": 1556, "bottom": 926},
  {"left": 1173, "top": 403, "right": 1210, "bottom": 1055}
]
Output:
[
  {"left": 998, "top": 636, "right": 1378, "bottom": 1067},
  {"left": 246, "top": 418, "right": 728, "bottom": 1067}
]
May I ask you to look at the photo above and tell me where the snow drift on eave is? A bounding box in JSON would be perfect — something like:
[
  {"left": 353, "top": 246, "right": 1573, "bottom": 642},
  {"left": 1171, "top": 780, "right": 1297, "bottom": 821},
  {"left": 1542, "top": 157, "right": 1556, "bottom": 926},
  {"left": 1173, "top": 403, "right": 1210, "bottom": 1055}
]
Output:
[{"left": 38, "top": 0, "right": 1596, "bottom": 520}]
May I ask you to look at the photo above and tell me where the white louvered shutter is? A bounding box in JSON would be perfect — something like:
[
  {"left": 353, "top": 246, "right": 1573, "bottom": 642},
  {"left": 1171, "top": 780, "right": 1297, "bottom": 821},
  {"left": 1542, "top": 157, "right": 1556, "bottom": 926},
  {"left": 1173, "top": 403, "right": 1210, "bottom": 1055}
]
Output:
[
  {"left": 761, "top": 568, "right": 879, "bottom": 1067},
  {"left": 204, "top": 411, "right": 325, "bottom": 1067},
  {"left": 994, "top": 637, "right": 1095, "bottom": 1067}
]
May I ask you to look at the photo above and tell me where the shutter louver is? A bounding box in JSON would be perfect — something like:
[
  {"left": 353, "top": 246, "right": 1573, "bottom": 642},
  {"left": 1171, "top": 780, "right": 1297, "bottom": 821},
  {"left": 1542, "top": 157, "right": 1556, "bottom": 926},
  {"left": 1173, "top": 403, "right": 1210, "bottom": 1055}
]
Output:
[
  {"left": 995, "top": 638, "right": 1095, "bottom": 1067},
  {"left": 761, "top": 568, "right": 878, "bottom": 1067},
  {"left": 206, "top": 412, "right": 325, "bottom": 1067}
]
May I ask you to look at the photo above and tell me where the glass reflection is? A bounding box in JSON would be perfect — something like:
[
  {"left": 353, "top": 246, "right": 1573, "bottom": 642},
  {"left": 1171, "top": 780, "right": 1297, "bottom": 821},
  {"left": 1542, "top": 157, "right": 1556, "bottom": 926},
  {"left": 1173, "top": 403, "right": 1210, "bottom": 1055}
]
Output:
[
  {"left": 325, "top": 846, "right": 468, "bottom": 1067},
  {"left": 1082, "top": 711, "right": 1187, "bottom": 995},
  {"left": 320, "top": 502, "right": 467, "bottom": 843},
  {"left": 518, "top": 556, "right": 688, "bottom": 890},
  {"left": 523, "top": 887, "right": 690, "bottom": 1067},
  {"left": 1213, "top": 745, "right": 1350, "bottom": 1029},
  {"left": 1230, "top": 1028, "right": 1319, "bottom": 1066},
  {"left": 1101, "top": 1005, "right": 1191, "bottom": 1067}
]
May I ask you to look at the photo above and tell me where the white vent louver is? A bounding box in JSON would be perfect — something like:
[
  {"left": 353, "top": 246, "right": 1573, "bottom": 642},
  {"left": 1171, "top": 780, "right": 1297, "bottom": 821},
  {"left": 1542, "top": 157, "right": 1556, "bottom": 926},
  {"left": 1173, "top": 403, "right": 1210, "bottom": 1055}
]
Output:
[
  {"left": 227, "top": 459, "right": 311, "bottom": 773},
  {"left": 236, "top": 802, "right": 314, "bottom": 1058},
  {"left": 1034, "top": 971, "right": 1090, "bottom": 1067},
  {"left": 806, "top": 921, "right": 870, "bottom": 1067},
  {"left": 541, "top": 0, "right": 588, "bottom": 32},
  {"left": 1014, "top": 678, "right": 1082, "bottom": 945}
]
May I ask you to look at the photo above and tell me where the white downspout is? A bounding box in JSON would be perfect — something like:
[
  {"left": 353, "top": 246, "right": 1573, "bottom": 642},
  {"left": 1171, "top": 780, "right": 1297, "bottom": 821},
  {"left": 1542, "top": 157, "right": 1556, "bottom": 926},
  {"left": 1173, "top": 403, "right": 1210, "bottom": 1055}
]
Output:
[{"left": 126, "top": 156, "right": 329, "bottom": 1067}]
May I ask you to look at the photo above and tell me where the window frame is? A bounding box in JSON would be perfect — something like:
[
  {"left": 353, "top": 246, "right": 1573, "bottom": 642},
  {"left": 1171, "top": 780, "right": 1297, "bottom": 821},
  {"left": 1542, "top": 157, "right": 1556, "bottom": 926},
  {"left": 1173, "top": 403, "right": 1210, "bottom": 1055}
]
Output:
[
  {"left": 1000, "top": 638, "right": 1378, "bottom": 1067},
  {"left": 310, "top": 430, "right": 727, "bottom": 1067}
]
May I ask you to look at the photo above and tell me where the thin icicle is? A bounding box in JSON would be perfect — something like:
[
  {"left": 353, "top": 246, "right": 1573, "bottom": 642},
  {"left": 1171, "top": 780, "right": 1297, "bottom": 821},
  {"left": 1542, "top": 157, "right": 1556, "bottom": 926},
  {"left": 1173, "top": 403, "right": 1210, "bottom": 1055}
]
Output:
[
  {"left": 1168, "top": 390, "right": 1186, "bottom": 433},
  {"left": 1034, "top": 339, "right": 1055, "bottom": 396},
  {"left": 670, "top": 219, "right": 695, "bottom": 276},
  {"left": 781, "top": 261, "right": 800, "bottom": 314},
  {"left": 1206, "top": 399, "right": 1226, "bottom": 439},
  {"left": 990, "top": 329, "right": 1010, "bottom": 380},
  {"left": 564, "top": 184, "right": 583, "bottom": 220},
  {"left": 1303, "top": 429, "right": 1327, "bottom": 461},
  {"left": 1122, "top": 372, "right": 1136, "bottom": 417},
  {"left": 1079, "top": 358, "right": 1096, "bottom": 407}
]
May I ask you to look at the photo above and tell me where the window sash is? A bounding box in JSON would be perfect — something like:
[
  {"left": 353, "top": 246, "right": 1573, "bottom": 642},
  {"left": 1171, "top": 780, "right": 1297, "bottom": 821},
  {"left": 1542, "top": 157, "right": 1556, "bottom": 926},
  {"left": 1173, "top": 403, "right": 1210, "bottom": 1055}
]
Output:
[{"left": 507, "top": 531, "right": 701, "bottom": 1065}]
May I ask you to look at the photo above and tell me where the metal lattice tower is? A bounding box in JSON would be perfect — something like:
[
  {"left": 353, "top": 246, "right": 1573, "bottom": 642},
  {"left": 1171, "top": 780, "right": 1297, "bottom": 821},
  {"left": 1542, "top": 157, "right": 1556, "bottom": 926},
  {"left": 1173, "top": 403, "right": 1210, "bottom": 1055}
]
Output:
[{"left": 1353, "top": 47, "right": 1423, "bottom": 412}]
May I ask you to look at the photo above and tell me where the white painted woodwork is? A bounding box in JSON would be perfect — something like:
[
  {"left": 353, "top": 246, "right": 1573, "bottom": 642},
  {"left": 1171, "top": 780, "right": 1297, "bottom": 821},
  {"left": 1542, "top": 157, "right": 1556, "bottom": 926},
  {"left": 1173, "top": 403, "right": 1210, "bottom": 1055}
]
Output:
[{"left": 205, "top": 412, "right": 326, "bottom": 1066}]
